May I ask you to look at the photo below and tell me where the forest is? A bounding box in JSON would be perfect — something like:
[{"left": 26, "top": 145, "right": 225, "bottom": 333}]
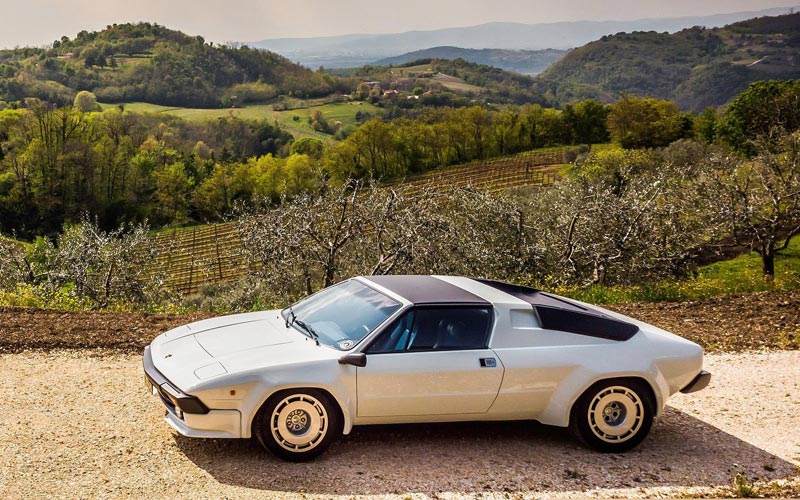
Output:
[{"left": 0, "top": 87, "right": 723, "bottom": 238}]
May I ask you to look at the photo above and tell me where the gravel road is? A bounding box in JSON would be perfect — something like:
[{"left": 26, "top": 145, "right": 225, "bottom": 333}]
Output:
[{"left": 1, "top": 350, "right": 798, "bottom": 499}]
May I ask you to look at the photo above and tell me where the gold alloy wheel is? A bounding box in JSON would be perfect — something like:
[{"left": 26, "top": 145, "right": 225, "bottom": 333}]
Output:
[{"left": 269, "top": 393, "right": 329, "bottom": 452}]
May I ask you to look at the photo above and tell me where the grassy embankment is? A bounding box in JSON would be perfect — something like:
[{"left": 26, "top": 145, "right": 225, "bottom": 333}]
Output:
[
  {"left": 99, "top": 100, "right": 383, "bottom": 141},
  {"left": 560, "top": 238, "right": 800, "bottom": 304}
]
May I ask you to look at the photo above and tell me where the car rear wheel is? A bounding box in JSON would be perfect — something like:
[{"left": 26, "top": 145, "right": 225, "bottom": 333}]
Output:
[
  {"left": 570, "top": 379, "right": 654, "bottom": 453},
  {"left": 254, "top": 389, "right": 342, "bottom": 462}
]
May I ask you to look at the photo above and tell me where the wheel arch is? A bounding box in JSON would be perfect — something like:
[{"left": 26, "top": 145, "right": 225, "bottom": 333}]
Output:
[
  {"left": 538, "top": 369, "right": 667, "bottom": 428},
  {"left": 567, "top": 376, "right": 658, "bottom": 425},
  {"left": 245, "top": 384, "right": 351, "bottom": 439}
]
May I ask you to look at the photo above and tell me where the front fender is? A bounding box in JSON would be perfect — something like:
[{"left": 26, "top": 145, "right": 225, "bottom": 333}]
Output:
[{"left": 238, "top": 362, "right": 357, "bottom": 438}]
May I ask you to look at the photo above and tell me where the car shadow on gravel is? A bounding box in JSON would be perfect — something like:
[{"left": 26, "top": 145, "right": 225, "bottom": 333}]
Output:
[{"left": 174, "top": 406, "right": 797, "bottom": 495}]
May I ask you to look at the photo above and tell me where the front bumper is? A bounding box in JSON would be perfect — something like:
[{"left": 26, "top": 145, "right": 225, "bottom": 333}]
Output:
[
  {"left": 165, "top": 408, "right": 242, "bottom": 439},
  {"left": 680, "top": 370, "right": 711, "bottom": 394},
  {"left": 143, "top": 346, "right": 209, "bottom": 415},
  {"left": 144, "top": 346, "right": 243, "bottom": 438}
]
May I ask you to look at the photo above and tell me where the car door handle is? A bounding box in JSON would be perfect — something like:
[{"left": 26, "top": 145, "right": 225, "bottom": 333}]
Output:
[{"left": 479, "top": 358, "right": 497, "bottom": 368}]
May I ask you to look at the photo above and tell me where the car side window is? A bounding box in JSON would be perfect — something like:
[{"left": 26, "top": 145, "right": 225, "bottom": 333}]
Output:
[
  {"left": 367, "top": 307, "right": 492, "bottom": 353},
  {"left": 367, "top": 310, "right": 415, "bottom": 354}
]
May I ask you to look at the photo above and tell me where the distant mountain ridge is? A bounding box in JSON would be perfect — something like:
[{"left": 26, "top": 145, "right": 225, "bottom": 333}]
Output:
[
  {"left": 533, "top": 12, "right": 800, "bottom": 111},
  {"left": 374, "top": 47, "right": 568, "bottom": 75},
  {"left": 251, "top": 6, "right": 799, "bottom": 68}
]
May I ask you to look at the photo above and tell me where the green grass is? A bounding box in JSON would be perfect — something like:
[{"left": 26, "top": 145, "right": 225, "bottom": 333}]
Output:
[
  {"left": 99, "top": 100, "right": 383, "bottom": 141},
  {"left": 697, "top": 238, "right": 800, "bottom": 291},
  {"left": 396, "top": 64, "right": 434, "bottom": 74},
  {"left": 557, "top": 237, "right": 800, "bottom": 304}
]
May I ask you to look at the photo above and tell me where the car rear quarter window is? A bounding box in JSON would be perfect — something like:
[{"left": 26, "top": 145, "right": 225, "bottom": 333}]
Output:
[{"left": 535, "top": 306, "right": 639, "bottom": 341}]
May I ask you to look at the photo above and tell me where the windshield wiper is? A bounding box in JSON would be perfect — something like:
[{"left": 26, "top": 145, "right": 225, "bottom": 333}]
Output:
[
  {"left": 294, "top": 318, "right": 320, "bottom": 346},
  {"left": 284, "top": 306, "right": 296, "bottom": 328}
]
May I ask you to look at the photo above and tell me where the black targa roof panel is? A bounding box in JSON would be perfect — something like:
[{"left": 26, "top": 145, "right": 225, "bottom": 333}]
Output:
[
  {"left": 475, "top": 278, "right": 639, "bottom": 341},
  {"left": 364, "top": 275, "right": 491, "bottom": 306}
]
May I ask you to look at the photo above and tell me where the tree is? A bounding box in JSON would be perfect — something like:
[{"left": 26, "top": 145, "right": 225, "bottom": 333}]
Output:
[
  {"left": 693, "top": 107, "right": 719, "bottom": 143},
  {"left": 0, "top": 235, "right": 34, "bottom": 288},
  {"left": 237, "top": 183, "right": 531, "bottom": 302},
  {"left": 309, "top": 110, "right": 330, "bottom": 133},
  {"left": 155, "top": 163, "right": 192, "bottom": 223},
  {"left": 607, "top": 95, "right": 684, "bottom": 148},
  {"left": 290, "top": 137, "right": 324, "bottom": 159},
  {"left": 355, "top": 82, "right": 370, "bottom": 100},
  {"left": 5, "top": 217, "right": 163, "bottom": 306},
  {"left": 709, "top": 132, "right": 800, "bottom": 277},
  {"left": 73, "top": 91, "right": 101, "bottom": 113},
  {"left": 238, "top": 182, "right": 368, "bottom": 297},
  {"left": 47, "top": 219, "right": 155, "bottom": 303},
  {"left": 521, "top": 143, "right": 710, "bottom": 285},
  {"left": 563, "top": 99, "right": 610, "bottom": 145},
  {"left": 720, "top": 80, "right": 800, "bottom": 156}
]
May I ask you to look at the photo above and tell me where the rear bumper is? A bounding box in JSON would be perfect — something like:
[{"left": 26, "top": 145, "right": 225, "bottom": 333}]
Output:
[{"left": 680, "top": 370, "right": 711, "bottom": 394}]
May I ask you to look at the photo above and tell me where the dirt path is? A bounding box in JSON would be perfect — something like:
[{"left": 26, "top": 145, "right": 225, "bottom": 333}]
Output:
[{"left": 1, "top": 350, "right": 798, "bottom": 499}]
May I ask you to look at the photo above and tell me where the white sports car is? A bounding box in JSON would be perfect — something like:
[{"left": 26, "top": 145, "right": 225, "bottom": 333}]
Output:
[{"left": 143, "top": 275, "right": 710, "bottom": 461}]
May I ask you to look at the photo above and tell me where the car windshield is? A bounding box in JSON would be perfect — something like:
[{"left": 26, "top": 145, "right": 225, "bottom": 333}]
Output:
[{"left": 282, "top": 280, "right": 402, "bottom": 350}]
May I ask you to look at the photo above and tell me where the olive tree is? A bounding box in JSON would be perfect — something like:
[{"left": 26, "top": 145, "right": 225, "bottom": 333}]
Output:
[
  {"left": 521, "top": 143, "right": 711, "bottom": 286},
  {"left": 0, "top": 235, "right": 34, "bottom": 289},
  {"left": 707, "top": 132, "right": 800, "bottom": 277},
  {"left": 237, "top": 182, "right": 532, "bottom": 303},
  {"left": 39, "top": 217, "right": 162, "bottom": 305}
]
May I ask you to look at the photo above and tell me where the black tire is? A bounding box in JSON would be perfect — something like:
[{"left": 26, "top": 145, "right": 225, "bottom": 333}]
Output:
[
  {"left": 569, "top": 378, "right": 655, "bottom": 453},
  {"left": 253, "top": 389, "right": 342, "bottom": 462}
]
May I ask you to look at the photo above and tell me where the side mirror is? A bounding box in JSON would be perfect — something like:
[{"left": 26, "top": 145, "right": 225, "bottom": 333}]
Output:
[{"left": 338, "top": 353, "right": 366, "bottom": 367}]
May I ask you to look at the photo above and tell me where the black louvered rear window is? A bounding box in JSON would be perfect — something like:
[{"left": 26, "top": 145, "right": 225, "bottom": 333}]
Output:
[{"left": 534, "top": 305, "right": 639, "bottom": 341}]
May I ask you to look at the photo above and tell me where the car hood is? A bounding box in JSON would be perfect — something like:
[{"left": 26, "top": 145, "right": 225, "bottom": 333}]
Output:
[{"left": 149, "top": 310, "right": 337, "bottom": 391}]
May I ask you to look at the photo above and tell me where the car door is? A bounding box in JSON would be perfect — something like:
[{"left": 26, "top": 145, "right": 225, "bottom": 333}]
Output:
[{"left": 356, "top": 306, "right": 504, "bottom": 418}]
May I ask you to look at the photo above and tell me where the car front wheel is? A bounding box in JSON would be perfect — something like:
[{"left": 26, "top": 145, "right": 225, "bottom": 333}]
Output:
[
  {"left": 570, "top": 379, "right": 655, "bottom": 453},
  {"left": 254, "top": 389, "right": 342, "bottom": 462}
]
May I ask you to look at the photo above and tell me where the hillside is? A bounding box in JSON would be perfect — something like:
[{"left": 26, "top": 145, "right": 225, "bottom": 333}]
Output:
[
  {"left": 374, "top": 47, "right": 568, "bottom": 75},
  {"left": 251, "top": 6, "right": 799, "bottom": 68},
  {"left": 334, "top": 59, "right": 544, "bottom": 105},
  {"left": 0, "top": 23, "right": 346, "bottom": 108},
  {"left": 535, "top": 13, "right": 800, "bottom": 111}
]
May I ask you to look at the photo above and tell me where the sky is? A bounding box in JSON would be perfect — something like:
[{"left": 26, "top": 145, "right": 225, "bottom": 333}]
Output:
[{"left": 0, "top": 0, "right": 797, "bottom": 48}]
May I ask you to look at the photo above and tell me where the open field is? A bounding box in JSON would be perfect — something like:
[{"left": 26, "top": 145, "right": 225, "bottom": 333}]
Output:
[
  {"left": 99, "top": 100, "right": 383, "bottom": 140},
  {"left": 431, "top": 73, "right": 484, "bottom": 93},
  {"left": 699, "top": 237, "right": 800, "bottom": 291},
  {"left": 1, "top": 347, "right": 797, "bottom": 499}
]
